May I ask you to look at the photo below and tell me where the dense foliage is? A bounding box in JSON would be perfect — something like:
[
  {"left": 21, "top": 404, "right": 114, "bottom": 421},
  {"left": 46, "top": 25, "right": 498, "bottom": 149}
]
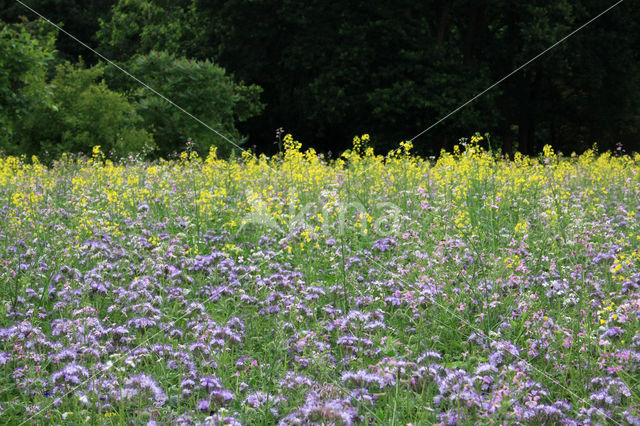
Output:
[
  {"left": 1, "top": 138, "right": 639, "bottom": 423},
  {"left": 1, "top": 0, "right": 114, "bottom": 63},
  {"left": 119, "top": 51, "right": 263, "bottom": 157},
  {"left": 3, "top": 0, "right": 639, "bottom": 157},
  {"left": 91, "top": 0, "right": 640, "bottom": 155},
  {"left": 12, "top": 61, "right": 153, "bottom": 159},
  {"left": 0, "top": 16, "right": 263, "bottom": 161},
  {"left": 0, "top": 20, "right": 55, "bottom": 148}
]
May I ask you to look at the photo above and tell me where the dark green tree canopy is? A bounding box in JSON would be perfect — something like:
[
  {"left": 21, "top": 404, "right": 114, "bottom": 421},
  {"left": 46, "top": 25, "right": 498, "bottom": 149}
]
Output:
[
  {"left": 3, "top": 1, "right": 640, "bottom": 157},
  {"left": 191, "top": 0, "right": 640, "bottom": 155},
  {"left": 1, "top": 0, "right": 116, "bottom": 63},
  {"left": 1, "top": 17, "right": 263, "bottom": 161},
  {"left": 12, "top": 61, "right": 154, "bottom": 160},
  {"left": 121, "top": 51, "right": 264, "bottom": 157},
  {"left": 0, "top": 18, "right": 56, "bottom": 148}
]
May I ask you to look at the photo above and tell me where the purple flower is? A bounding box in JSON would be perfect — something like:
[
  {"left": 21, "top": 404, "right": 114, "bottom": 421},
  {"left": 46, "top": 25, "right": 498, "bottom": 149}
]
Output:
[
  {"left": 210, "top": 389, "right": 234, "bottom": 405},
  {"left": 280, "top": 372, "right": 313, "bottom": 389},
  {"left": 127, "top": 317, "right": 157, "bottom": 330},
  {"left": 283, "top": 390, "right": 358, "bottom": 426},
  {"left": 197, "top": 398, "right": 210, "bottom": 411},
  {"left": 341, "top": 370, "right": 386, "bottom": 389},
  {"left": 372, "top": 237, "right": 397, "bottom": 252},
  {"left": 51, "top": 363, "right": 89, "bottom": 386},
  {"left": 600, "top": 327, "right": 625, "bottom": 339},
  {"left": 121, "top": 374, "right": 167, "bottom": 407},
  {"left": 0, "top": 352, "right": 11, "bottom": 365},
  {"left": 200, "top": 375, "right": 222, "bottom": 391},
  {"left": 245, "top": 392, "right": 269, "bottom": 408},
  {"left": 416, "top": 350, "right": 442, "bottom": 364}
]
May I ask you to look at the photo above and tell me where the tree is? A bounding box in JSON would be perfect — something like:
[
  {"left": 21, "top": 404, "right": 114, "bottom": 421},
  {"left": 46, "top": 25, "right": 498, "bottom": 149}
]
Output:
[
  {"left": 1, "top": 0, "right": 116, "bottom": 63},
  {"left": 96, "top": 0, "right": 206, "bottom": 61},
  {"left": 13, "top": 61, "right": 154, "bottom": 160},
  {"left": 192, "top": 1, "right": 500, "bottom": 154},
  {"left": 0, "top": 19, "right": 56, "bottom": 150},
  {"left": 194, "top": 0, "right": 640, "bottom": 155},
  {"left": 4, "top": 1, "right": 640, "bottom": 157},
  {"left": 122, "top": 51, "right": 264, "bottom": 157},
  {"left": 472, "top": 1, "right": 640, "bottom": 155}
]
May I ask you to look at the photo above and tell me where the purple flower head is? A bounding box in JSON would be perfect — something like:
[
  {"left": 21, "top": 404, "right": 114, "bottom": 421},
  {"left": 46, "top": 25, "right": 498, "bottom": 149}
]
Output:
[
  {"left": 372, "top": 237, "right": 397, "bottom": 252},
  {"left": 341, "top": 370, "right": 386, "bottom": 389},
  {"left": 197, "top": 398, "right": 210, "bottom": 411},
  {"left": 600, "top": 327, "right": 625, "bottom": 339},
  {"left": 210, "top": 389, "right": 234, "bottom": 405},
  {"left": 51, "top": 363, "right": 89, "bottom": 387},
  {"left": 200, "top": 375, "right": 222, "bottom": 391},
  {"left": 416, "top": 350, "right": 442, "bottom": 364},
  {"left": 284, "top": 390, "right": 358, "bottom": 426},
  {"left": 245, "top": 392, "right": 269, "bottom": 408},
  {"left": 121, "top": 374, "right": 167, "bottom": 407},
  {"left": 281, "top": 372, "right": 314, "bottom": 389}
]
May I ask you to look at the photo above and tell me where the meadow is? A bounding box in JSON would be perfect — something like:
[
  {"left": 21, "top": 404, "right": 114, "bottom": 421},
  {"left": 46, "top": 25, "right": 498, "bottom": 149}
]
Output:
[{"left": 1, "top": 134, "right": 639, "bottom": 425}]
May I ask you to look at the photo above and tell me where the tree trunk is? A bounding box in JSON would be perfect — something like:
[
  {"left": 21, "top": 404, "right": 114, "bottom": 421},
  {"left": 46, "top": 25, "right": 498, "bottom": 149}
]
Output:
[
  {"left": 501, "top": 121, "right": 513, "bottom": 157},
  {"left": 462, "top": 6, "right": 480, "bottom": 66},
  {"left": 516, "top": 70, "right": 543, "bottom": 156},
  {"left": 436, "top": 3, "right": 451, "bottom": 46}
]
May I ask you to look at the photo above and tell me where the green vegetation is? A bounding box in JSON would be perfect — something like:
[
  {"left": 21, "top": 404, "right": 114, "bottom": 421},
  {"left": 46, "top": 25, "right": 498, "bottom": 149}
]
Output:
[
  {"left": 122, "top": 51, "right": 263, "bottom": 157},
  {"left": 0, "top": 140, "right": 639, "bottom": 423},
  {"left": 0, "top": 16, "right": 263, "bottom": 161},
  {"left": 0, "top": 20, "right": 56, "bottom": 148},
  {"left": 3, "top": 1, "right": 640, "bottom": 158},
  {"left": 13, "top": 61, "right": 153, "bottom": 159}
]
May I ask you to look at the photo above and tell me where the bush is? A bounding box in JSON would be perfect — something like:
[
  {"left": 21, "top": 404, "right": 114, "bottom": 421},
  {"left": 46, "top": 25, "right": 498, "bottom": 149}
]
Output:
[
  {"left": 13, "top": 61, "right": 154, "bottom": 160},
  {"left": 123, "top": 51, "right": 264, "bottom": 157},
  {"left": 0, "top": 20, "right": 56, "bottom": 150}
]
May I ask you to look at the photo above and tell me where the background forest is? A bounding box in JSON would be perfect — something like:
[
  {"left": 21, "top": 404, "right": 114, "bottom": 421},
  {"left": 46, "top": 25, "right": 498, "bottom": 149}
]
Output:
[{"left": 1, "top": 0, "right": 639, "bottom": 159}]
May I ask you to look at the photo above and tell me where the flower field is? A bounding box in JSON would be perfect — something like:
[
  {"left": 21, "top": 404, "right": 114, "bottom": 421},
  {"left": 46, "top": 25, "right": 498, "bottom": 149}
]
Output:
[{"left": 1, "top": 136, "right": 639, "bottom": 425}]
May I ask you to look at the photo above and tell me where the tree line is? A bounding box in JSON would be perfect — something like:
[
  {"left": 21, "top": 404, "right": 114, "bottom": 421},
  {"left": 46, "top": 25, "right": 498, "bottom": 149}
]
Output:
[{"left": 2, "top": 0, "right": 639, "bottom": 159}]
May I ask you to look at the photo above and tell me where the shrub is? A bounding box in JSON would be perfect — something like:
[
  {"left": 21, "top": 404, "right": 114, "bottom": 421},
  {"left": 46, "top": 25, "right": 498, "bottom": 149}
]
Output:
[
  {"left": 0, "top": 20, "right": 56, "bottom": 150},
  {"left": 124, "top": 51, "right": 264, "bottom": 157},
  {"left": 13, "top": 61, "right": 154, "bottom": 160}
]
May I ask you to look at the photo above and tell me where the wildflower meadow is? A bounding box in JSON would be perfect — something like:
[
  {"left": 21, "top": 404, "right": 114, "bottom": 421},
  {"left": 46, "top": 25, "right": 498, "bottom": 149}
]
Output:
[{"left": 1, "top": 135, "right": 639, "bottom": 425}]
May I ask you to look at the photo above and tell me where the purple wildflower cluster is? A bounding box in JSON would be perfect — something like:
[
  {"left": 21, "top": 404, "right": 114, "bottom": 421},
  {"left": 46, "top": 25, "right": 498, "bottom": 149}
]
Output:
[{"left": 2, "top": 153, "right": 640, "bottom": 424}]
